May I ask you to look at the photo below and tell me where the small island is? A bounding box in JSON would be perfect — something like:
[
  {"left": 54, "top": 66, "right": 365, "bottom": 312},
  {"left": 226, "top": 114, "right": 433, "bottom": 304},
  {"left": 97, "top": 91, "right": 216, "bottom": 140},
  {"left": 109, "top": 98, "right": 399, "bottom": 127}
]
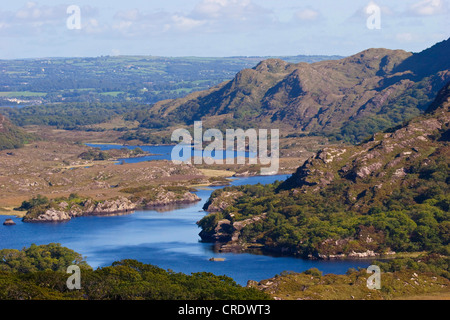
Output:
[
  {"left": 209, "top": 257, "right": 226, "bottom": 262},
  {"left": 20, "top": 186, "right": 201, "bottom": 223},
  {"left": 3, "top": 218, "right": 16, "bottom": 226}
]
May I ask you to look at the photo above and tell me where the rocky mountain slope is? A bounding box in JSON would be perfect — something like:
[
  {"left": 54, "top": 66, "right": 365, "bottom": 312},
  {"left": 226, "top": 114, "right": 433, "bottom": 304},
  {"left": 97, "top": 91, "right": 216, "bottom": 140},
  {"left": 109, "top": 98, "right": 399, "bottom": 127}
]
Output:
[
  {"left": 144, "top": 39, "right": 450, "bottom": 143},
  {"left": 278, "top": 80, "right": 449, "bottom": 197},
  {"left": 198, "top": 81, "right": 450, "bottom": 258}
]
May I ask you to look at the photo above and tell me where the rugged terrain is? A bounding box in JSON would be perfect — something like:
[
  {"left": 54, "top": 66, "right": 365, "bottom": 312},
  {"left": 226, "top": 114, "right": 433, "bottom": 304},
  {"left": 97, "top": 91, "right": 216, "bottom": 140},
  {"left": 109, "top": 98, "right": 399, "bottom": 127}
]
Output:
[
  {"left": 0, "top": 127, "right": 213, "bottom": 218},
  {"left": 144, "top": 39, "right": 450, "bottom": 143},
  {"left": 198, "top": 80, "right": 450, "bottom": 258},
  {"left": 248, "top": 255, "right": 450, "bottom": 300}
]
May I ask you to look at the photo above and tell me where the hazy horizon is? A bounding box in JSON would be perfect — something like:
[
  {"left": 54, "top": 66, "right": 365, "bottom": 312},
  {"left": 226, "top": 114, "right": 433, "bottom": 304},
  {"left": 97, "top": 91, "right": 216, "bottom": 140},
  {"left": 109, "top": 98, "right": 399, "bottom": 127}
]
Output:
[{"left": 0, "top": 0, "right": 448, "bottom": 59}]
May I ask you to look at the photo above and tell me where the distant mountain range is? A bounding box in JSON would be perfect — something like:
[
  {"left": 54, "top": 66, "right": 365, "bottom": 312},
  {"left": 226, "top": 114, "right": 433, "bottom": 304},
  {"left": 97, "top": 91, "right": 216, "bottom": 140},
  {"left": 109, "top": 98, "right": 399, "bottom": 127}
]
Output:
[{"left": 144, "top": 38, "right": 450, "bottom": 143}]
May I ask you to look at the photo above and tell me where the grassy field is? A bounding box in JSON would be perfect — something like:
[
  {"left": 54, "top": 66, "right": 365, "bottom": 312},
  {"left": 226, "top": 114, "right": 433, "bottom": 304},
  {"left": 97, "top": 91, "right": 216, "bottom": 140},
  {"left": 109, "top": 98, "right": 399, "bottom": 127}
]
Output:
[
  {"left": 198, "top": 168, "right": 235, "bottom": 177},
  {"left": 99, "top": 91, "right": 125, "bottom": 97},
  {"left": 0, "top": 91, "right": 46, "bottom": 97}
]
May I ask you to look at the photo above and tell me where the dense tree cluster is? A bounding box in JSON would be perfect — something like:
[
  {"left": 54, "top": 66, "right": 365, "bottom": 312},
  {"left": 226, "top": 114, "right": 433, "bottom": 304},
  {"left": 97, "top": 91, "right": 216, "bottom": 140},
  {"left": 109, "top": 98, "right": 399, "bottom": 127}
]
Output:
[
  {"left": 0, "top": 113, "right": 34, "bottom": 150},
  {"left": 0, "top": 102, "right": 145, "bottom": 129},
  {"left": 0, "top": 243, "right": 89, "bottom": 273},
  {"left": 0, "top": 244, "right": 270, "bottom": 300}
]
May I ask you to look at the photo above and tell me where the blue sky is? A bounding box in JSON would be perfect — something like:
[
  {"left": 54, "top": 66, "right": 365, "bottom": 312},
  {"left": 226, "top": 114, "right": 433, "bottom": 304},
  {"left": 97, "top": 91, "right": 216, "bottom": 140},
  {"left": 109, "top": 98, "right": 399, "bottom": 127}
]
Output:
[{"left": 0, "top": 0, "right": 448, "bottom": 59}]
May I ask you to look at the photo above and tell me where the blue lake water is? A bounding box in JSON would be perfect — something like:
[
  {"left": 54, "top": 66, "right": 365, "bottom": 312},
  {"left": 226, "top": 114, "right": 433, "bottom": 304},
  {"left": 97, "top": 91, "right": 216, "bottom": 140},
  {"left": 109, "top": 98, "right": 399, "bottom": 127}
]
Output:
[
  {"left": 0, "top": 145, "right": 374, "bottom": 285},
  {"left": 85, "top": 143, "right": 257, "bottom": 164}
]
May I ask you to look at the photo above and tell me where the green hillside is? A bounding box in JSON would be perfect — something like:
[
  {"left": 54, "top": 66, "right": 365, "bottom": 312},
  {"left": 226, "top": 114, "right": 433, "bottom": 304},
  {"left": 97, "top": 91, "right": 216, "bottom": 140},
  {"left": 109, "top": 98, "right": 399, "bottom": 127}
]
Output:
[{"left": 0, "top": 113, "right": 33, "bottom": 150}]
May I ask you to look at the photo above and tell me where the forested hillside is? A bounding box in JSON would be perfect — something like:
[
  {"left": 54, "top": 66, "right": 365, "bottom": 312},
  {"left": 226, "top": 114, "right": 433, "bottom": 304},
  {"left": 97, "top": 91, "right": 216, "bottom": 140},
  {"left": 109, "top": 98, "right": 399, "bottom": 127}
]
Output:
[{"left": 0, "top": 113, "right": 33, "bottom": 150}]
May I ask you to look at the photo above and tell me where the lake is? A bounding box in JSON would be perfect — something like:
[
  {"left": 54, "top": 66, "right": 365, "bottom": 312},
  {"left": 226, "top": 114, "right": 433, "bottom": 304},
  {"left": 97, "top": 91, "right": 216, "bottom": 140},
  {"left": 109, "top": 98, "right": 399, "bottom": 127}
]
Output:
[
  {"left": 85, "top": 143, "right": 257, "bottom": 164},
  {"left": 0, "top": 145, "right": 374, "bottom": 286}
]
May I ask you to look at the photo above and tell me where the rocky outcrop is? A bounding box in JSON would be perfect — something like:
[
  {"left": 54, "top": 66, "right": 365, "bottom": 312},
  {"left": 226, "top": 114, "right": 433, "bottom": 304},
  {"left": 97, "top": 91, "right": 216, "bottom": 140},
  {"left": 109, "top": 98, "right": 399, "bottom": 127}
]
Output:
[
  {"left": 3, "top": 218, "right": 16, "bottom": 225},
  {"left": 22, "top": 187, "right": 201, "bottom": 222},
  {"left": 280, "top": 81, "right": 450, "bottom": 199},
  {"left": 199, "top": 219, "right": 233, "bottom": 242},
  {"left": 84, "top": 197, "right": 137, "bottom": 215},
  {"left": 203, "top": 190, "right": 244, "bottom": 212},
  {"left": 199, "top": 213, "right": 267, "bottom": 252},
  {"left": 139, "top": 191, "right": 200, "bottom": 208},
  {"left": 22, "top": 197, "right": 136, "bottom": 222},
  {"left": 277, "top": 147, "right": 347, "bottom": 191},
  {"left": 25, "top": 208, "right": 72, "bottom": 222}
]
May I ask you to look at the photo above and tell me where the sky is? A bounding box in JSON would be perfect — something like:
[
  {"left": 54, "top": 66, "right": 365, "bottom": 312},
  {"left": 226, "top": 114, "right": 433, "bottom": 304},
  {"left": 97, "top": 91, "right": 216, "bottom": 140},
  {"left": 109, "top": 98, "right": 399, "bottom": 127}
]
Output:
[{"left": 0, "top": 0, "right": 448, "bottom": 59}]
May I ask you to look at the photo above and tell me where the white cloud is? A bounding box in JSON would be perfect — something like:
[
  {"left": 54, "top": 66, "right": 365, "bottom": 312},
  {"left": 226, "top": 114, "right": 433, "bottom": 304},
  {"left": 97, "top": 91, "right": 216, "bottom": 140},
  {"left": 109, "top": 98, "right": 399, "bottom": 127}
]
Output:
[
  {"left": 294, "top": 8, "right": 320, "bottom": 21},
  {"left": 193, "top": 0, "right": 260, "bottom": 19},
  {"left": 14, "top": 2, "right": 63, "bottom": 21},
  {"left": 109, "top": 0, "right": 275, "bottom": 37},
  {"left": 171, "top": 15, "right": 206, "bottom": 31},
  {"left": 193, "top": 0, "right": 232, "bottom": 19},
  {"left": 115, "top": 9, "right": 141, "bottom": 22},
  {"left": 83, "top": 18, "right": 108, "bottom": 35},
  {"left": 111, "top": 49, "right": 120, "bottom": 56},
  {"left": 111, "top": 10, "right": 173, "bottom": 37},
  {"left": 348, "top": 1, "right": 394, "bottom": 20},
  {"left": 396, "top": 32, "right": 415, "bottom": 42},
  {"left": 0, "top": 1, "right": 275, "bottom": 41},
  {"left": 191, "top": 0, "right": 273, "bottom": 26},
  {"left": 0, "top": 3, "right": 99, "bottom": 37},
  {"left": 409, "top": 0, "right": 447, "bottom": 16}
]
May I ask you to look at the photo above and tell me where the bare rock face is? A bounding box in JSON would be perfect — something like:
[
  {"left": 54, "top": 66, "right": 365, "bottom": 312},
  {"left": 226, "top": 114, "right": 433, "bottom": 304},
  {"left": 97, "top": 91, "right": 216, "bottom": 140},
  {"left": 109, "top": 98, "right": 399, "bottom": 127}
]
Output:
[
  {"left": 355, "top": 162, "right": 383, "bottom": 179},
  {"left": 26, "top": 208, "right": 71, "bottom": 222},
  {"left": 347, "top": 250, "right": 378, "bottom": 258},
  {"left": 203, "top": 191, "right": 244, "bottom": 212},
  {"left": 138, "top": 190, "right": 201, "bottom": 208},
  {"left": 277, "top": 147, "right": 348, "bottom": 191},
  {"left": 213, "top": 219, "right": 233, "bottom": 242},
  {"left": 199, "top": 213, "right": 267, "bottom": 252},
  {"left": 88, "top": 197, "right": 137, "bottom": 215}
]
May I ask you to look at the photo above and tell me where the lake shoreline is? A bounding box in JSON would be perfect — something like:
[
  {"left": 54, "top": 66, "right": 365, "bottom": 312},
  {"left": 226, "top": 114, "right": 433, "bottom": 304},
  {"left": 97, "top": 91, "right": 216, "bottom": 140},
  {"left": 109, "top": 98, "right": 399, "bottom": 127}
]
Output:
[{"left": 0, "top": 174, "right": 376, "bottom": 286}]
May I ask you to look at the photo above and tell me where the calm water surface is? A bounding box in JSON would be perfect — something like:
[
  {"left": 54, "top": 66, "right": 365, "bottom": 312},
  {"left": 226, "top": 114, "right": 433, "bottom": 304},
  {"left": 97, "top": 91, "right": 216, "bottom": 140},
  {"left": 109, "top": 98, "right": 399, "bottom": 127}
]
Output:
[
  {"left": 85, "top": 143, "right": 257, "bottom": 164},
  {"left": 1, "top": 145, "right": 373, "bottom": 285}
]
